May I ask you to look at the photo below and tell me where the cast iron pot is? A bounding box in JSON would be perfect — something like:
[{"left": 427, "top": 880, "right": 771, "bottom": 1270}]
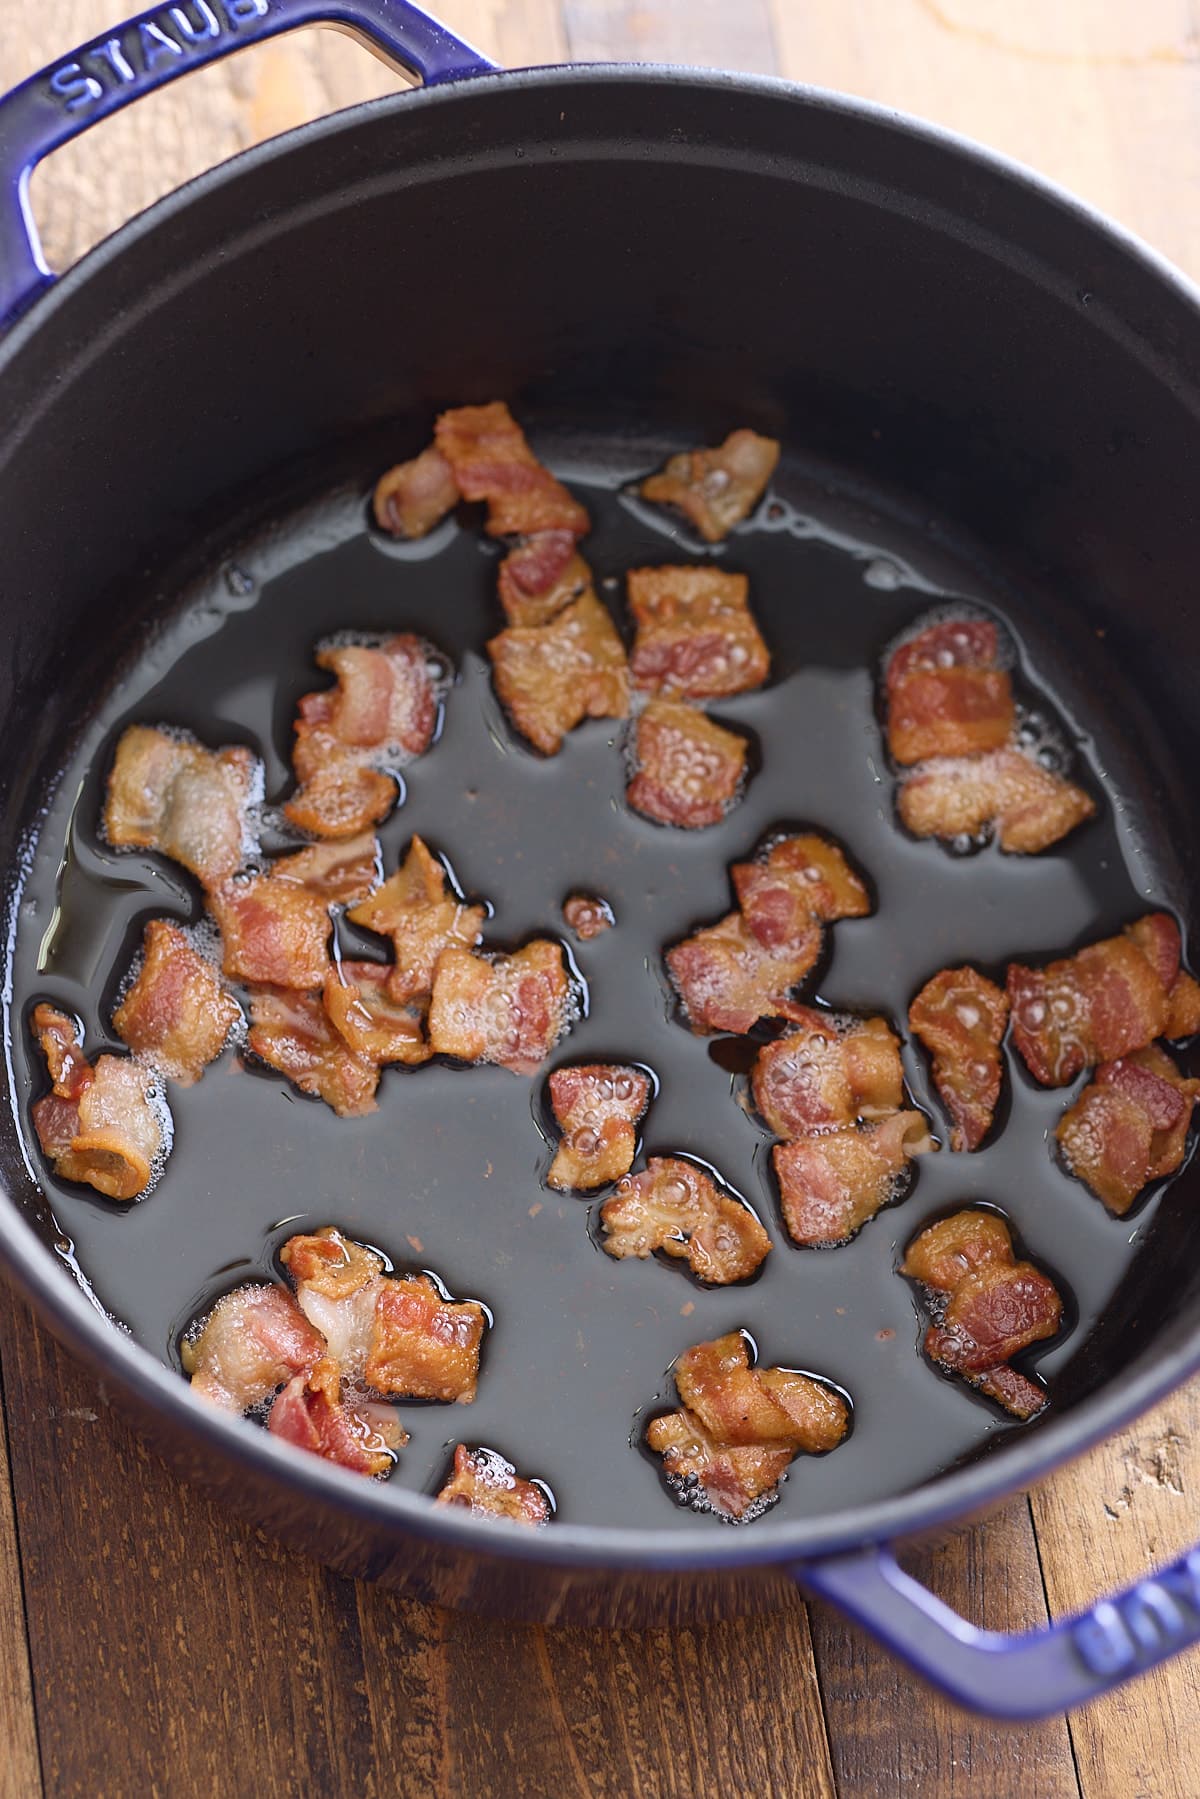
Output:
[{"left": 2, "top": 0, "right": 1200, "bottom": 1719}]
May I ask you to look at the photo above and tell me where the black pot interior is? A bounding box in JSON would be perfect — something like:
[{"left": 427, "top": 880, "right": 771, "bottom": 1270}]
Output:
[{"left": 1, "top": 69, "right": 1199, "bottom": 1547}]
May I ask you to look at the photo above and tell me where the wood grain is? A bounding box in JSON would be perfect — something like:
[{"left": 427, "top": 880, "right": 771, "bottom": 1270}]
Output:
[{"left": 0, "top": 1346, "right": 40, "bottom": 1799}]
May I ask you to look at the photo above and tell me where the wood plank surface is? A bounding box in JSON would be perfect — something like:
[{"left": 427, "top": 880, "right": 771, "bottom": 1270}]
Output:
[{"left": 1, "top": 5, "right": 1199, "bottom": 1798}]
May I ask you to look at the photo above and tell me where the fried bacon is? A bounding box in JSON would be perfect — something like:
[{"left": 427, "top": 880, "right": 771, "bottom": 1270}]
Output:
[
  {"left": 281, "top": 1227, "right": 385, "bottom": 1378},
  {"left": 488, "top": 589, "right": 630, "bottom": 756},
  {"left": 268, "top": 1357, "right": 406, "bottom": 1475},
  {"left": 627, "top": 567, "right": 770, "bottom": 700},
  {"left": 646, "top": 1330, "right": 848, "bottom": 1520},
  {"left": 285, "top": 635, "right": 440, "bottom": 838},
  {"left": 902, "top": 1210, "right": 1062, "bottom": 1419},
  {"left": 667, "top": 832, "right": 870, "bottom": 1034},
  {"left": 1057, "top": 1044, "right": 1200, "bottom": 1214},
  {"left": 208, "top": 833, "right": 380, "bottom": 991},
  {"left": 601, "top": 1156, "right": 771, "bottom": 1284},
  {"left": 639, "top": 430, "right": 781, "bottom": 542},
  {"left": 773, "top": 1112, "right": 933, "bottom": 1247},
  {"left": 31, "top": 1003, "right": 165, "bottom": 1201},
  {"left": 428, "top": 941, "right": 572, "bottom": 1074},
  {"left": 436, "top": 1444, "right": 551, "bottom": 1525},
  {"left": 498, "top": 540, "right": 590, "bottom": 627},
  {"left": 246, "top": 987, "right": 379, "bottom": 1116},
  {"left": 751, "top": 1010, "right": 904, "bottom": 1139},
  {"left": 104, "top": 724, "right": 257, "bottom": 889},
  {"left": 364, "top": 1274, "right": 486, "bottom": 1403},
  {"left": 909, "top": 966, "right": 1009, "bottom": 1151},
  {"left": 323, "top": 963, "right": 430, "bottom": 1066},
  {"left": 113, "top": 920, "right": 241, "bottom": 1084},
  {"left": 1008, "top": 913, "right": 1198, "bottom": 1087},
  {"left": 182, "top": 1282, "right": 324, "bottom": 1411},
  {"left": 373, "top": 444, "right": 460, "bottom": 539},
  {"left": 546, "top": 1063, "right": 652, "bottom": 1191},
  {"left": 270, "top": 834, "right": 381, "bottom": 906},
  {"left": 626, "top": 699, "right": 748, "bottom": 829},
  {"left": 347, "top": 835, "right": 484, "bottom": 1005},
  {"left": 885, "top": 618, "right": 1014, "bottom": 765},
  {"left": 897, "top": 747, "right": 1096, "bottom": 854},
  {"left": 562, "top": 892, "right": 614, "bottom": 940},
  {"left": 435, "top": 401, "right": 589, "bottom": 539}
]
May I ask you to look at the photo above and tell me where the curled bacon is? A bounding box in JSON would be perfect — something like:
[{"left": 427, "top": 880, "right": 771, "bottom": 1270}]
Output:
[
  {"left": 31, "top": 1003, "right": 165, "bottom": 1201},
  {"left": 902, "top": 1210, "right": 1062, "bottom": 1419},
  {"left": 436, "top": 1444, "right": 551, "bottom": 1525},
  {"left": 364, "top": 1274, "right": 486, "bottom": 1403},
  {"left": 373, "top": 444, "right": 460, "bottom": 539},
  {"left": 281, "top": 1227, "right": 385, "bottom": 1380},
  {"left": 546, "top": 1062, "right": 652, "bottom": 1191},
  {"left": 645, "top": 1330, "right": 848, "bottom": 1520},
  {"left": 428, "top": 940, "right": 573, "bottom": 1075},
  {"left": 886, "top": 618, "right": 1014, "bottom": 765},
  {"left": 347, "top": 835, "right": 484, "bottom": 1005},
  {"left": 113, "top": 920, "right": 241, "bottom": 1084},
  {"left": 285, "top": 635, "right": 440, "bottom": 838},
  {"left": 627, "top": 567, "right": 769, "bottom": 700},
  {"left": 909, "top": 966, "right": 1009, "bottom": 1151},
  {"left": 639, "top": 430, "right": 780, "bottom": 542},
  {"left": 626, "top": 699, "right": 748, "bottom": 829},
  {"left": 104, "top": 724, "right": 257, "bottom": 890},
  {"left": 1008, "top": 913, "right": 1197, "bottom": 1087},
  {"left": 773, "top": 1111, "right": 933, "bottom": 1247},
  {"left": 268, "top": 1358, "right": 406, "bottom": 1476},
  {"left": 488, "top": 589, "right": 630, "bottom": 756},
  {"left": 246, "top": 987, "right": 379, "bottom": 1117},
  {"left": 751, "top": 1010, "right": 904, "bottom": 1139},
  {"left": 182, "top": 1283, "right": 325, "bottom": 1411},
  {"left": 897, "top": 747, "right": 1096, "bottom": 855},
  {"left": 323, "top": 962, "right": 430, "bottom": 1066},
  {"left": 562, "top": 892, "right": 614, "bottom": 940},
  {"left": 601, "top": 1156, "right": 771, "bottom": 1284},
  {"left": 1057, "top": 1044, "right": 1200, "bottom": 1214},
  {"left": 434, "top": 401, "right": 590, "bottom": 540}
]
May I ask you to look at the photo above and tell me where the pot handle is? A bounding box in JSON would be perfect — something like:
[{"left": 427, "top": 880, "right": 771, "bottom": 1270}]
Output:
[
  {"left": 0, "top": 0, "right": 497, "bottom": 329},
  {"left": 797, "top": 1538, "right": 1200, "bottom": 1718}
]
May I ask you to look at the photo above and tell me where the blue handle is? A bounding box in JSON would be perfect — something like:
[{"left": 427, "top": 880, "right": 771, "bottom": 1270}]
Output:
[
  {"left": 799, "top": 1539, "right": 1200, "bottom": 1717},
  {"left": 0, "top": 0, "right": 496, "bottom": 329}
]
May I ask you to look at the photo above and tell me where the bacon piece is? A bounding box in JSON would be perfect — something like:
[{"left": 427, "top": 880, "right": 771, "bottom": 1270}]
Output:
[
  {"left": 30, "top": 1004, "right": 165, "bottom": 1201},
  {"left": 182, "top": 1283, "right": 324, "bottom": 1411},
  {"left": 428, "top": 941, "right": 572, "bottom": 1074},
  {"left": 1127, "top": 914, "right": 1200, "bottom": 1038},
  {"left": 435, "top": 401, "right": 590, "bottom": 539},
  {"left": 887, "top": 618, "right": 1001, "bottom": 687},
  {"left": 626, "top": 699, "right": 748, "bottom": 829},
  {"left": 104, "top": 724, "right": 256, "bottom": 889},
  {"left": 1007, "top": 913, "right": 1195, "bottom": 1087},
  {"left": 752, "top": 1011, "right": 903, "bottom": 1138},
  {"left": 1057, "top": 1044, "right": 1200, "bottom": 1214},
  {"left": 547, "top": 1063, "right": 652, "bottom": 1191},
  {"left": 281, "top": 1227, "right": 386, "bottom": 1380},
  {"left": 247, "top": 987, "right": 379, "bottom": 1116},
  {"left": 436, "top": 1444, "right": 551, "bottom": 1524},
  {"left": 902, "top": 1210, "right": 1062, "bottom": 1418},
  {"left": 285, "top": 635, "right": 440, "bottom": 838},
  {"left": 627, "top": 567, "right": 769, "bottom": 699},
  {"left": 270, "top": 834, "right": 381, "bottom": 906},
  {"left": 732, "top": 833, "right": 872, "bottom": 945},
  {"left": 112, "top": 920, "right": 240, "bottom": 1084},
  {"left": 909, "top": 966, "right": 1009, "bottom": 1151},
  {"left": 31, "top": 1002, "right": 90, "bottom": 1101},
  {"left": 639, "top": 430, "right": 780, "bottom": 542},
  {"left": 562, "top": 892, "right": 614, "bottom": 940},
  {"left": 488, "top": 590, "right": 630, "bottom": 756},
  {"left": 364, "top": 1274, "right": 486, "bottom": 1403},
  {"left": 645, "top": 1330, "right": 848, "bottom": 1520},
  {"left": 347, "top": 835, "right": 484, "bottom": 1005},
  {"left": 601, "top": 1156, "right": 770, "bottom": 1284},
  {"left": 373, "top": 444, "right": 460, "bottom": 539},
  {"left": 209, "top": 876, "right": 332, "bottom": 990},
  {"left": 886, "top": 619, "right": 1013, "bottom": 764},
  {"left": 323, "top": 963, "right": 429, "bottom": 1066},
  {"left": 898, "top": 747, "right": 1095, "bottom": 854},
  {"left": 498, "top": 538, "right": 587, "bottom": 626},
  {"left": 774, "top": 1112, "right": 933, "bottom": 1247},
  {"left": 268, "top": 1357, "right": 405, "bottom": 1475}
]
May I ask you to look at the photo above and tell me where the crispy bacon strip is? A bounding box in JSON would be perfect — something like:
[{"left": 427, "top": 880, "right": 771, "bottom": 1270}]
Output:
[
  {"left": 436, "top": 1444, "right": 551, "bottom": 1525},
  {"left": 208, "top": 833, "right": 380, "bottom": 991},
  {"left": 498, "top": 541, "right": 590, "bottom": 627},
  {"left": 104, "top": 724, "right": 257, "bottom": 889},
  {"left": 247, "top": 987, "right": 379, "bottom": 1116},
  {"left": 627, "top": 567, "right": 769, "bottom": 699},
  {"left": 373, "top": 445, "right": 460, "bottom": 539},
  {"left": 323, "top": 963, "right": 430, "bottom": 1066},
  {"left": 626, "top": 699, "right": 748, "bottom": 829},
  {"left": 268, "top": 1357, "right": 406, "bottom": 1475},
  {"left": 562, "top": 892, "right": 614, "bottom": 940},
  {"left": 645, "top": 1330, "right": 848, "bottom": 1520},
  {"left": 285, "top": 635, "right": 440, "bottom": 838},
  {"left": 886, "top": 619, "right": 1014, "bottom": 764},
  {"left": 271, "top": 834, "right": 381, "bottom": 905},
  {"left": 182, "top": 1282, "right": 324, "bottom": 1411},
  {"left": 1057, "top": 1044, "right": 1200, "bottom": 1214},
  {"left": 902, "top": 1210, "right": 1062, "bottom": 1419},
  {"left": 281, "top": 1227, "right": 386, "bottom": 1380},
  {"left": 428, "top": 941, "right": 573, "bottom": 1074},
  {"left": 547, "top": 1063, "right": 652, "bottom": 1191},
  {"left": 909, "top": 966, "right": 1009, "bottom": 1151},
  {"left": 897, "top": 746, "right": 1095, "bottom": 854},
  {"left": 347, "top": 836, "right": 484, "bottom": 1005},
  {"left": 30, "top": 1004, "right": 165, "bottom": 1201},
  {"left": 1008, "top": 913, "right": 1197, "bottom": 1087},
  {"left": 639, "top": 430, "right": 780, "bottom": 542},
  {"left": 434, "top": 401, "right": 590, "bottom": 540},
  {"left": 364, "top": 1274, "right": 486, "bottom": 1403},
  {"left": 731, "top": 833, "right": 871, "bottom": 944},
  {"left": 601, "top": 1156, "right": 771, "bottom": 1284},
  {"left": 752, "top": 1010, "right": 903, "bottom": 1138},
  {"left": 488, "top": 589, "right": 630, "bottom": 756},
  {"left": 773, "top": 1112, "right": 933, "bottom": 1247},
  {"left": 113, "top": 920, "right": 241, "bottom": 1084}
]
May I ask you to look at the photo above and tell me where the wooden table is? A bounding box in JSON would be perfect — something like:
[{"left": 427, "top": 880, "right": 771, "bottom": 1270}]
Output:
[{"left": 3, "top": 5, "right": 1200, "bottom": 1794}]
